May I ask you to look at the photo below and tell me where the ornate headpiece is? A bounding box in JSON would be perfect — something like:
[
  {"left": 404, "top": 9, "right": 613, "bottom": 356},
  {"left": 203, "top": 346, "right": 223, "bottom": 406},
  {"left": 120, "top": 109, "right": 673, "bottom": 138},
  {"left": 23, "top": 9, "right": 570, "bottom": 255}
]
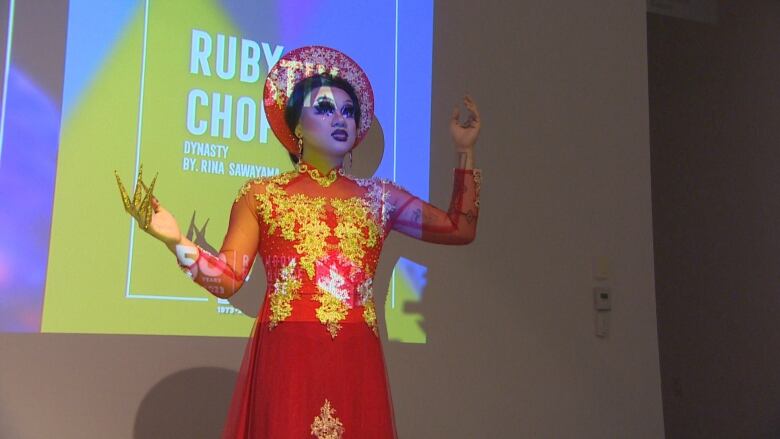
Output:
[{"left": 263, "top": 45, "right": 375, "bottom": 155}]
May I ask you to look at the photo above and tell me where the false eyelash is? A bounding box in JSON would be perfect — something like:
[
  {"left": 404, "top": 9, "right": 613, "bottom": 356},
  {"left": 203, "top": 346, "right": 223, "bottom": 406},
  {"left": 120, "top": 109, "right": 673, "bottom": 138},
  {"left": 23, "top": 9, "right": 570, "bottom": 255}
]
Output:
[
  {"left": 313, "top": 100, "right": 355, "bottom": 119},
  {"left": 314, "top": 100, "right": 336, "bottom": 114}
]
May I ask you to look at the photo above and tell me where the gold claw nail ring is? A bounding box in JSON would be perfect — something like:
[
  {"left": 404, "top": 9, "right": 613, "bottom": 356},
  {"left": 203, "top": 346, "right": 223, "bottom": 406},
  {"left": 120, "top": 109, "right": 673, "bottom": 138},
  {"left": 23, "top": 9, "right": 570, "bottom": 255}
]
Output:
[{"left": 114, "top": 164, "right": 158, "bottom": 231}]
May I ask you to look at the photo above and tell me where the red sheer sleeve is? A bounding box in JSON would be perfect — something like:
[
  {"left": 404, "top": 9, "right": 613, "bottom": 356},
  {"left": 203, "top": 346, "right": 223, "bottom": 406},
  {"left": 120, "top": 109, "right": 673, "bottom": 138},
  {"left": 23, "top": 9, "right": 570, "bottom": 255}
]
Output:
[
  {"left": 385, "top": 168, "right": 482, "bottom": 244},
  {"left": 176, "top": 179, "right": 262, "bottom": 298}
]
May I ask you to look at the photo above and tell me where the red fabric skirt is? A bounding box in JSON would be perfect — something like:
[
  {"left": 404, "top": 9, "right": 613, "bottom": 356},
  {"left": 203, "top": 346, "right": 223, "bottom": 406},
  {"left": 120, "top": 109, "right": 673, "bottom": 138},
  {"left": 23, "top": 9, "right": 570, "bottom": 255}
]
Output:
[{"left": 220, "top": 301, "right": 397, "bottom": 438}]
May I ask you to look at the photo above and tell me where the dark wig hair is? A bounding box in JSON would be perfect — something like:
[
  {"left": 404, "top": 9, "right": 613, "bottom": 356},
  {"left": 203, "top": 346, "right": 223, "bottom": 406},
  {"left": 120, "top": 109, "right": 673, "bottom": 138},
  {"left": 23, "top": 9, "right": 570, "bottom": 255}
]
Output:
[{"left": 284, "top": 74, "right": 362, "bottom": 164}]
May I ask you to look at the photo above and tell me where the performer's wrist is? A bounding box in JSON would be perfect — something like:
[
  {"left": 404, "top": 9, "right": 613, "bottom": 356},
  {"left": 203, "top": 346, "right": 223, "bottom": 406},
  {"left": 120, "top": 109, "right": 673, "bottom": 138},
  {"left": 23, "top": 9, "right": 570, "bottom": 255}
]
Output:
[
  {"left": 165, "top": 235, "right": 184, "bottom": 254},
  {"left": 456, "top": 149, "right": 475, "bottom": 169},
  {"left": 166, "top": 236, "right": 195, "bottom": 260},
  {"left": 174, "top": 241, "right": 202, "bottom": 279}
]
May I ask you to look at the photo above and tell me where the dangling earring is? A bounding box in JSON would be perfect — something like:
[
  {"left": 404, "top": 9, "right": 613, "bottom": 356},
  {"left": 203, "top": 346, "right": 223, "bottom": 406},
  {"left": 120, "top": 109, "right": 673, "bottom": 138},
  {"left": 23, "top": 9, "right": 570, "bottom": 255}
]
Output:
[
  {"left": 296, "top": 136, "right": 304, "bottom": 171},
  {"left": 342, "top": 150, "right": 352, "bottom": 175}
]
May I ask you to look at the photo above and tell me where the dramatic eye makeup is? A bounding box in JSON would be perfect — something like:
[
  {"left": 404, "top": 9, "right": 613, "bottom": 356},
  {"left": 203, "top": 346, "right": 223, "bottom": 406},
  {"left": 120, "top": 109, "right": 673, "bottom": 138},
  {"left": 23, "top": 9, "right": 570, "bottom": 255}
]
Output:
[
  {"left": 312, "top": 96, "right": 355, "bottom": 119},
  {"left": 313, "top": 97, "right": 336, "bottom": 115},
  {"left": 341, "top": 103, "right": 355, "bottom": 118}
]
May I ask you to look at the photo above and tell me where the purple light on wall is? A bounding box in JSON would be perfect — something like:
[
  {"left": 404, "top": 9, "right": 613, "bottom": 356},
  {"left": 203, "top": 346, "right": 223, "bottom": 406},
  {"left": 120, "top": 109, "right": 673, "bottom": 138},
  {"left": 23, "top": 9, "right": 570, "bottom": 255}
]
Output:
[{"left": 0, "top": 64, "right": 61, "bottom": 332}]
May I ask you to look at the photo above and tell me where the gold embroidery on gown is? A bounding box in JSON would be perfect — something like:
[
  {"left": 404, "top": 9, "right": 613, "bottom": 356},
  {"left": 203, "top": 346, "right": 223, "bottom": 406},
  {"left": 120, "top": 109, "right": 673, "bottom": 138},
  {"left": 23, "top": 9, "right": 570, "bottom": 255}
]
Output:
[
  {"left": 255, "top": 173, "right": 329, "bottom": 279},
  {"left": 310, "top": 398, "right": 345, "bottom": 439},
  {"left": 299, "top": 162, "right": 340, "bottom": 187},
  {"left": 249, "top": 168, "right": 385, "bottom": 337},
  {"left": 234, "top": 180, "right": 253, "bottom": 203},
  {"left": 314, "top": 291, "right": 350, "bottom": 338},
  {"left": 268, "top": 258, "right": 302, "bottom": 330},
  {"left": 314, "top": 261, "right": 351, "bottom": 338},
  {"left": 331, "top": 197, "right": 380, "bottom": 269}
]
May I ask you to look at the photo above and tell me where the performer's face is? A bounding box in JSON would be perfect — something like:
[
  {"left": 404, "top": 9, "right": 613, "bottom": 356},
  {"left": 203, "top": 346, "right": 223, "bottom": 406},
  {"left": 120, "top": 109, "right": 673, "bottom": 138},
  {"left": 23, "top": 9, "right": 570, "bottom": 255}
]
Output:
[{"left": 295, "top": 86, "right": 357, "bottom": 157}]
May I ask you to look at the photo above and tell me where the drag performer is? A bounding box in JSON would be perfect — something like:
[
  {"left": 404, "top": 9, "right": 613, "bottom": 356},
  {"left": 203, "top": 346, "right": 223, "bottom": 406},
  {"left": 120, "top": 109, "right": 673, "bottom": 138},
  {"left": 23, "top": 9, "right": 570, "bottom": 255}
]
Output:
[{"left": 116, "top": 46, "right": 482, "bottom": 438}]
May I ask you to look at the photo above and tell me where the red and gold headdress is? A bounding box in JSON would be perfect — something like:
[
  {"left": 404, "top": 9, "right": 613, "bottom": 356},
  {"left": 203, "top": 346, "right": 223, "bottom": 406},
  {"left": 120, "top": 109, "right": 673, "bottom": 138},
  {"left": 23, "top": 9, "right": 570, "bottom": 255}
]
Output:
[{"left": 263, "top": 46, "right": 375, "bottom": 155}]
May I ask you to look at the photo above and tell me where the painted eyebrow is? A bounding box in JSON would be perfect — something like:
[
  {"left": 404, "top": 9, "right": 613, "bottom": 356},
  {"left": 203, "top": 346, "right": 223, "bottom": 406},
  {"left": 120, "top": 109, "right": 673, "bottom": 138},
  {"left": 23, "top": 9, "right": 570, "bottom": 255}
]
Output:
[{"left": 314, "top": 97, "right": 355, "bottom": 108}]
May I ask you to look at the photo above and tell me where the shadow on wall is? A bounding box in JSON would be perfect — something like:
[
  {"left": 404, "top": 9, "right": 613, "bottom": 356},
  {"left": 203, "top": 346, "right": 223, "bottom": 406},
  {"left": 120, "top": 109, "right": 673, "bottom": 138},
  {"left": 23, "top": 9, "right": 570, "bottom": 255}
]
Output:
[{"left": 133, "top": 367, "right": 237, "bottom": 438}]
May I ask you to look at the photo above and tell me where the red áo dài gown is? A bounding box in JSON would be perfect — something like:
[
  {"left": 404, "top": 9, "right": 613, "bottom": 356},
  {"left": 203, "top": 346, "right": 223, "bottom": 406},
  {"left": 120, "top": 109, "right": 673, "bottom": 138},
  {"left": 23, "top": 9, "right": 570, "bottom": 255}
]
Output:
[{"left": 178, "top": 159, "right": 481, "bottom": 438}]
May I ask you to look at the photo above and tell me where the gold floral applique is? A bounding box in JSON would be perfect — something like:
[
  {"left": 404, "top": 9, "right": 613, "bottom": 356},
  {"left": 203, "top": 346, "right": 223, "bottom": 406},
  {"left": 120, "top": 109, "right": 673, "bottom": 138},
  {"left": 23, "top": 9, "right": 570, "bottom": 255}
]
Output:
[
  {"left": 301, "top": 163, "right": 340, "bottom": 187},
  {"left": 310, "top": 398, "right": 344, "bottom": 439},
  {"left": 254, "top": 173, "right": 329, "bottom": 279},
  {"left": 295, "top": 218, "right": 331, "bottom": 279},
  {"left": 331, "top": 197, "right": 380, "bottom": 268},
  {"left": 256, "top": 178, "right": 385, "bottom": 281},
  {"left": 234, "top": 180, "right": 253, "bottom": 203},
  {"left": 362, "top": 298, "right": 378, "bottom": 337},
  {"left": 314, "top": 290, "right": 350, "bottom": 339},
  {"left": 268, "top": 258, "right": 301, "bottom": 330},
  {"left": 234, "top": 176, "right": 268, "bottom": 203},
  {"left": 251, "top": 172, "right": 388, "bottom": 339}
]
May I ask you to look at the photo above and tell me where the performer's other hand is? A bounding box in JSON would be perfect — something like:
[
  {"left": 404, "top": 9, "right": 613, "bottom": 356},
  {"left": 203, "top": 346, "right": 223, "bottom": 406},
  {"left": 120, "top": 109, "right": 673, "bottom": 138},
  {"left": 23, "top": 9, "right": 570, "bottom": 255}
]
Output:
[
  {"left": 114, "top": 166, "right": 183, "bottom": 247},
  {"left": 450, "top": 94, "right": 481, "bottom": 152}
]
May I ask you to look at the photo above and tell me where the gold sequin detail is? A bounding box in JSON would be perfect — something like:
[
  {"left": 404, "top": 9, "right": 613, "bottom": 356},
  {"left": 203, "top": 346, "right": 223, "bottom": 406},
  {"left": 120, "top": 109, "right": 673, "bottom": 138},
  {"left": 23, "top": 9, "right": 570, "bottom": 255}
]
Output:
[
  {"left": 255, "top": 173, "right": 329, "bottom": 279},
  {"left": 268, "top": 259, "right": 301, "bottom": 330},
  {"left": 234, "top": 180, "right": 253, "bottom": 203},
  {"left": 234, "top": 174, "right": 282, "bottom": 203},
  {"left": 363, "top": 297, "right": 378, "bottom": 337},
  {"left": 472, "top": 168, "right": 482, "bottom": 208},
  {"left": 310, "top": 398, "right": 344, "bottom": 439},
  {"left": 254, "top": 173, "right": 383, "bottom": 280},
  {"left": 298, "top": 162, "right": 341, "bottom": 187},
  {"left": 295, "top": 220, "right": 332, "bottom": 279},
  {"left": 248, "top": 171, "right": 388, "bottom": 337},
  {"left": 314, "top": 289, "right": 349, "bottom": 339},
  {"left": 331, "top": 197, "right": 380, "bottom": 270}
]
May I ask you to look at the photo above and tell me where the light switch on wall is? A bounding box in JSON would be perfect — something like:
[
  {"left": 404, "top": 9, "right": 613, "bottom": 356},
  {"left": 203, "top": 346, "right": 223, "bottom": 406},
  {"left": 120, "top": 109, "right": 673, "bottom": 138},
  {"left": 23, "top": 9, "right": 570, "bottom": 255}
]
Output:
[
  {"left": 594, "top": 286, "right": 612, "bottom": 338},
  {"left": 594, "top": 286, "right": 611, "bottom": 311}
]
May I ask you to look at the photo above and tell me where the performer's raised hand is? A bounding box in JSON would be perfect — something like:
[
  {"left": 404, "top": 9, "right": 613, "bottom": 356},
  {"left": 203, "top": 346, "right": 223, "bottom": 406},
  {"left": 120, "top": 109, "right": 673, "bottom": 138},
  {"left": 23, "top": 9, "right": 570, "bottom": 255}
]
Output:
[
  {"left": 450, "top": 94, "right": 481, "bottom": 152},
  {"left": 114, "top": 165, "right": 183, "bottom": 247}
]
